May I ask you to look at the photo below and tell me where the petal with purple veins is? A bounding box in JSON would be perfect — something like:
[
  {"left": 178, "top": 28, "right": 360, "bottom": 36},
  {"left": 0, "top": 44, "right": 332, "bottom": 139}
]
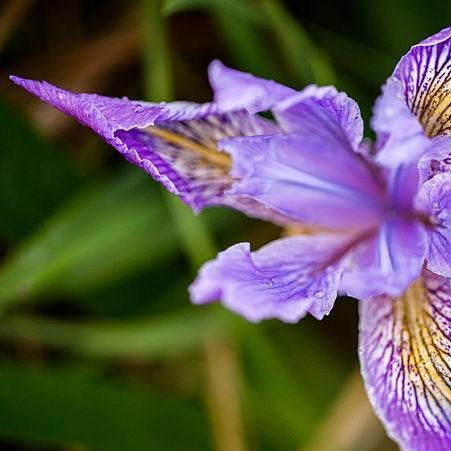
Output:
[
  {"left": 394, "top": 27, "right": 451, "bottom": 138},
  {"left": 373, "top": 27, "right": 451, "bottom": 167},
  {"left": 359, "top": 269, "right": 451, "bottom": 451},
  {"left": 190, "top": 233, "right": 355, "bottom": 323}
]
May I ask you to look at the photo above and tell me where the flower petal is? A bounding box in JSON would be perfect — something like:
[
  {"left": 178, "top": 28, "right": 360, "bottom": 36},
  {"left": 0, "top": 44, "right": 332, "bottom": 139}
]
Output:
[
  {"left": 394, "top": 27, "right": 451, "bottom": 138},
  {"left": 372, "top": 77, "right": 432, "bottom": 167},
  {"left": 190, "top": 233, "right": 353, "bottom": 323},
  {"left": 342, "top": 217, "right": 428, "bottom": 299},
  {"left": 10, "top": 76, "right": 284, "bottom": 218},
  {"left": 208, "top": 60, "right": 296, "bottom": 114},
  {"left": 220, "top": 133, "right": 385, "bottom": 230},
  {"left": 274, "top": 85, "right": 364, "bottom": 150},
  {"left": 373, "top": 27, "right": 451, "bottom": 167},
  {"left": 359, "top": 270, "right": 451, "bottom": 450},
  {"left": 416, "top": 173, "right": 451, "bottom": 277}
]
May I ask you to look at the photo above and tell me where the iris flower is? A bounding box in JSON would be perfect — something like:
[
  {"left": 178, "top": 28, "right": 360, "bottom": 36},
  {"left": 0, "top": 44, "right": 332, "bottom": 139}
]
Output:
[{"left": 11, "top": 26, "right": 451, "bottom": 451}]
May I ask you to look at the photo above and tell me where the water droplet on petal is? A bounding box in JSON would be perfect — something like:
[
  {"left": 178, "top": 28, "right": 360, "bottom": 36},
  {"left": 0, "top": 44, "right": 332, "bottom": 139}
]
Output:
[{"left": 314, "top": 290, "right": 325, "bottom": 298}]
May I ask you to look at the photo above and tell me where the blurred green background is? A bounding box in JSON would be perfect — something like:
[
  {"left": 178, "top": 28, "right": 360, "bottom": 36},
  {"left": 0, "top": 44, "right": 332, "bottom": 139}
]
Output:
[{"left": 0, "top": 1, "right": 449, "bottom": 450}]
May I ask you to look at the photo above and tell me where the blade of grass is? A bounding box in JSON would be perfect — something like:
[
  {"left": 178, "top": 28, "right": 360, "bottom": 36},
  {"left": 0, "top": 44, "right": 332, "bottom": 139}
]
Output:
[
  {"left": 260, "top": 0, "right": 335, "bottom": 86},
  {"left": 0, "top": 307, "right": 227, "bottom": 360},
  {"left": 0, "top": 171, "right": 176, "bottom": 309},
  {"left": 162, "top": 0, "right": 265, "bottom": 26},
  {"left": 300, "top": 369, "right": 387, "bottom": 451},
  {"left": 143, "top": 5, "right": 249, "bottom": 451}
]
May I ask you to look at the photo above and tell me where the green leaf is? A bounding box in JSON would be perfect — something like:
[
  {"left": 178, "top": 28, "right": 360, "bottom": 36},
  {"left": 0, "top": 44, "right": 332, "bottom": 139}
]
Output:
[
  {"left": 0, "top": 361, "right": 210, "bottom": 450},
  {"left": 242, "top": 325, "right": 347, "bottom": 448},
  {"left": 0, "top": 307, "right": 227, "bottom": 360},
  {"left": 260, "top": 0, "right": 336, "bottom": 86},
  {"left": 0, "top": 170, "right": 177, "bottom": 311},
  {"left": 162, "top": 0, "right": 265, "bottom": 26},
  {"left": 0, "top": 100, "right": 82, "bottom": 242}
]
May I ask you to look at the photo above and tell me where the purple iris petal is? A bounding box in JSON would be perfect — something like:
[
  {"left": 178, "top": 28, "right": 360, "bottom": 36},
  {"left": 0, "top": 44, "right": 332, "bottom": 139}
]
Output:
[
  {"left": 342, "top": 217, "right": 428, "bottom": 299},
  {"left": 416, "top": 173, "right": 451, "bottom": 277},
  {"left": 274, "top": 85, "right": 364, "bottom": 150},
  {"left": 394, "top": 26, "right": 451, "bottom": 138},
  {"left": 373, "top": 27, "right": 451, "bottom": 167},
  {"left": 10, "top": 76, "right": 289, "bottom": 222},
  {"left": 208, "top": 60, "right": 296, "bottom": 114},
  {"left": 372, "top": 77, "right": 432, "bottom": 166},
  {"left": 190, "top": 233, "right": 354, "bottom": 323},
  {"left": 359, "top": 269, "right": 451, "bottom": 451},
  {"left": 220, "top": 133, "right": 385, "bottom": 230}
]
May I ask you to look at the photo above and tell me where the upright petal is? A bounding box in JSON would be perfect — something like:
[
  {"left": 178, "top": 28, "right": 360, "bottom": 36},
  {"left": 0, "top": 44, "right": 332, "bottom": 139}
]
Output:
[
  {"left": 190, "top": 233, "right": 354, "bottom": 323},
  {"left": 208, "top": 60, "right": 296, "bottom": 114},
  {"left": 372, "top": 77, "right": 431, "bottom": 166},
  {"left": 209, "top": 61, "right": 365, "bottom": 150},
  {"left": 274, "top": 85, "right": 364, "bottom": 150},
  {"left": 359, "top": 270, "right": 451, "bottom": 451},
  {"left": 11, "top": 76, "right": 285, "bottom": 220},
  {"left": 220, "top": 133, "right": 385, "bottom": 230},
  {"left": 416, "top": 173, "right": 451, "bottom": 277},
  {"left": 342, "top": 217, "right": 428, "bottom": 299}
]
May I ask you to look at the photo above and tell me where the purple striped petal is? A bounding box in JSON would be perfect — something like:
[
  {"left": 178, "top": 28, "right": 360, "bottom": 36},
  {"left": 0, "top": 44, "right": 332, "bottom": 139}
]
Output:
[
  {"left": 359, "top": 269, "right": 451, "bottom": 450},
  {"left": 190, "top": 233, "right": 354, "bottom": 323},
  {"left": 208, "top": 60, "right": 296, "bottom": 114},
  {"left": 416, "top": 173, "right": 451, "bottom": 277},
  {"left": 395, "top": 27, "right": 451, "bottom": 138},
  {"left": 10, "top": 76, "right": 289, "bottom": 223},
  {"left": 220, "top": 133, "right": 385, "bottom": 230},
  {"left": 373, "top": 27, "right": 451, "bottom": 167}
]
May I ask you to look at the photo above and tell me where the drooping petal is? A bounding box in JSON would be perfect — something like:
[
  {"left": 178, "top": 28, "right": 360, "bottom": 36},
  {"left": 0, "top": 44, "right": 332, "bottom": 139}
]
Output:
[
  {"left": 190, "top": 233, "right": 354, "bottom": 323},
  {"left": 359, "top": 270, "right": 451, "bottom": 451},
  {"left": 342, "top": 217, "right": 428, "bottom": 299},
  {"left": 274, "top": 85, "right": 364, "bottom": 150},
  {"left": 208, "top": 60, "right": 296, "bottom": 114},
  {"left": 416, "top": 173, "right": 451, "bottom": 277},
  {"left": 220, "top": 133, "right": 385, "bottom": 230},
  {"left": 11, "top": 76, "right": 285, "bottom": 219}
]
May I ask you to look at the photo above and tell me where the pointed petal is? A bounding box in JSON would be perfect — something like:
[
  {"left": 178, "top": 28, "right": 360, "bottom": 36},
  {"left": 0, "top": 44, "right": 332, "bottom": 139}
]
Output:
[
  {"left": 342, "top": 217, "right": 428, "bottom": 299},
  {"left": 274, "top": 85, "right": 364, "bottom": 150},
  {"left": 208, "top": 60, "right": 296, "bottom": 114},
  {"left": 359, "top": 270, "right": 451, "bottom": 450},
  {"left": 190, "top": 233, "right": 353, "bottom": 323},
  {"left": 220, "top": 133, "right": 385, "bottom": 230},
  {"left": 10, "top": 76, "right": 284, "bottom": 219},
  {"left": 416, "top": 173, "right": 451, "bottom": 277}
]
